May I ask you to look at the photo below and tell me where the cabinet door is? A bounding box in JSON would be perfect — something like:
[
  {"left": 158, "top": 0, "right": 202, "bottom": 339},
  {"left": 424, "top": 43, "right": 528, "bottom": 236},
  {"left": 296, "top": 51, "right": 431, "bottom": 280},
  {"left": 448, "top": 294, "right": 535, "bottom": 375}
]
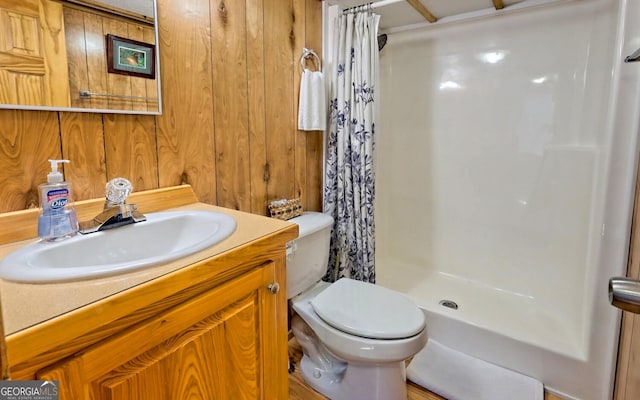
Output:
[
  {"left": 0, "top": 0, "right": 70, "bottom": 106},
  {"left": 38, "top": 262, "right": 285, "bottom": 400}
]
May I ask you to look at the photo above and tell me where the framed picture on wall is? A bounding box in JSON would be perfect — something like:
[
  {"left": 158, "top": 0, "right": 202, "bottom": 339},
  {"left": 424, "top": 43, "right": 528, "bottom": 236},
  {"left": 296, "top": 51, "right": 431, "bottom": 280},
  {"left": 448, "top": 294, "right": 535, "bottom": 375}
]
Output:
[{"left": 106, "top": 34, "right": 156, "bottom": 79}]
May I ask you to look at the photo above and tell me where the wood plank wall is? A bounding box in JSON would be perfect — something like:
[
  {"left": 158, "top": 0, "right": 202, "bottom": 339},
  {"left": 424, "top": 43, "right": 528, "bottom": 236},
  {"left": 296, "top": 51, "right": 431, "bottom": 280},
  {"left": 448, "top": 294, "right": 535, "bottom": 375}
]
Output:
[
  {"left": 0, "top": 0, "right": 323, "bottom": 216},
  {"left": 615, "top": 157, "right": 640, "bottom": 399}
]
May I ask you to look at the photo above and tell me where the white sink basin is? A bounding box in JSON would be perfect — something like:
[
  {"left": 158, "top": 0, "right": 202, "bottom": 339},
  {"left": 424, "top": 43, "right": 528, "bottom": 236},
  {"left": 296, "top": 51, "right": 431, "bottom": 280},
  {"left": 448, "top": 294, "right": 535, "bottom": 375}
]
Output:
[{"left": 0, "top": 210, "right": 237, "bottom": 283}]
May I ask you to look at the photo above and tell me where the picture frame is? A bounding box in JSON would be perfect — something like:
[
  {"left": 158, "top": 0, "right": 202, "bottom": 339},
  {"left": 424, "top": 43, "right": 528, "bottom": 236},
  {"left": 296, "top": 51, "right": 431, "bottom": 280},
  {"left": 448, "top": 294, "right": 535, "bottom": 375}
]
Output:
[{"left": 106, "top": 34, "right": 156, "bottom": 79}]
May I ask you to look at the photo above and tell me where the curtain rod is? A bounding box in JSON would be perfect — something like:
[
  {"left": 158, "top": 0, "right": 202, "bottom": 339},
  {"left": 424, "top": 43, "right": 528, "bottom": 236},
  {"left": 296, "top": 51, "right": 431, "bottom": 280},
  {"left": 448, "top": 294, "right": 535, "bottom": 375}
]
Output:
[
  {"left": 342, "top": 0, "right": 404, "bottom": 14},
  {"left": 342, "top": 0, "right": 437, "bottom": 23}
]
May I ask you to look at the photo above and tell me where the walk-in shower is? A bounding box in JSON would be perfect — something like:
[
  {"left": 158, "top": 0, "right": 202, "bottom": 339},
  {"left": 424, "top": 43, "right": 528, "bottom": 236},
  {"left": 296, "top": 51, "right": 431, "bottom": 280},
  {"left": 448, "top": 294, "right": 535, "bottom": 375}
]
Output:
[{"left": 369, "top": 0, "right": 640, "bottom": 399}]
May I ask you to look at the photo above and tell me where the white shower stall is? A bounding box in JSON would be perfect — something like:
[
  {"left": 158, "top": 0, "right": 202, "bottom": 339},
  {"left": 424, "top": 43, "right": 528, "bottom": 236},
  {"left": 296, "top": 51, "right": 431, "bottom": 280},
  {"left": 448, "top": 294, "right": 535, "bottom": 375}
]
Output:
[{"left": 324, "top": 0, "right": 640, "bottom": 399}]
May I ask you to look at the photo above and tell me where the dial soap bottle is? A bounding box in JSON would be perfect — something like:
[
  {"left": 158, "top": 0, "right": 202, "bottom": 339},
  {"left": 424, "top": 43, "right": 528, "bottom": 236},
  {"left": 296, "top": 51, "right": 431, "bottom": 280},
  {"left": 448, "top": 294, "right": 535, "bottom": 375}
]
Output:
[{"left": 37, "top": 159, "right": 79, "bottom": 241}]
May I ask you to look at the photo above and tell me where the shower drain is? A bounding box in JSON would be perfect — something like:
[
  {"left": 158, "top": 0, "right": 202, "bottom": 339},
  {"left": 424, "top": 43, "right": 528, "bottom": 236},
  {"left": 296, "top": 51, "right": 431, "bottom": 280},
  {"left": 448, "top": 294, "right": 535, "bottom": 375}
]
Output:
[{"left": 439, "top": 299, "right": 459, "bottom": 310}]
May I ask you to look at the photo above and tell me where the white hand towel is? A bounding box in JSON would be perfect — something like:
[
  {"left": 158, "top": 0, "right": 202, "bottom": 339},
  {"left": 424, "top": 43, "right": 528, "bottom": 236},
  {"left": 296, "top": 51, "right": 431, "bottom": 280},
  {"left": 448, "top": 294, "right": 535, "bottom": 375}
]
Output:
[
  {"left": 407, "top": 340, "right": 543, "bottom": 400},
  {"left": 298, "top": 69, "right": 326, "bottom": 131}
]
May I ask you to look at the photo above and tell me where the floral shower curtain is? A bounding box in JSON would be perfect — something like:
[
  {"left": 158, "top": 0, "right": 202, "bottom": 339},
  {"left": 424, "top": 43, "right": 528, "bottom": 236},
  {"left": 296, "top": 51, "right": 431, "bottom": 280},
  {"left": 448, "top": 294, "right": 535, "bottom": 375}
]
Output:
[{"left": 324, "top": 11, "right": 380, "bottom": 283}]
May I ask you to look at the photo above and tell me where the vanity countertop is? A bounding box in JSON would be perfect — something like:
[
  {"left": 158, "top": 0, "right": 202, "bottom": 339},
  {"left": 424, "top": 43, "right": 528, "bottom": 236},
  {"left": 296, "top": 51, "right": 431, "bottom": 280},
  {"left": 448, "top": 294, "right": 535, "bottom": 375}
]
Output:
[{"left": 0, "top": 187, "right": 297, "bottom": 335}]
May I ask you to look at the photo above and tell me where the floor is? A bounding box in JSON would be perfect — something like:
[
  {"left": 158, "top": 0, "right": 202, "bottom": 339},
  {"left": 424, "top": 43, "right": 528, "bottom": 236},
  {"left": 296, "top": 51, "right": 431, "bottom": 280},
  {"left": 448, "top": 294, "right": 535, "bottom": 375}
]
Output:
[{"left": 288, "top": 338, "right": 565, "bottom": 400}]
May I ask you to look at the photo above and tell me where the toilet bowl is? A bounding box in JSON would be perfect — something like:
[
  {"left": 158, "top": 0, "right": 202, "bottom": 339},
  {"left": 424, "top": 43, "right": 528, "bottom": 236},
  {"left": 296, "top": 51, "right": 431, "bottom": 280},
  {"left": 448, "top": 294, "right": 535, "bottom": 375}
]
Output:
[{"left": 287, "top": 212, "right": 428, "bottom": 400}]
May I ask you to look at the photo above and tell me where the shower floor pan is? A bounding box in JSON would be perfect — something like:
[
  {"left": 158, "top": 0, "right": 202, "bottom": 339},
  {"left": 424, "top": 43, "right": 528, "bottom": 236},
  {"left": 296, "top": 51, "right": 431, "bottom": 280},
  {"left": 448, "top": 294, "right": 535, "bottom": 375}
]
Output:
[{"left": 376, "top": 259, "right": 586, "bottom": 362}]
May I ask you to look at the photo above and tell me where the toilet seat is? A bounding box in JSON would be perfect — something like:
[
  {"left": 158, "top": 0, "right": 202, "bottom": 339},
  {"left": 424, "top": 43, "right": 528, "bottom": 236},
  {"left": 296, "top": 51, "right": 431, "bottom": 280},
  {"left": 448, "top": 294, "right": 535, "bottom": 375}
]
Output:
[{"left": 311, "top": 278, "right": 425, "bottom": 339}]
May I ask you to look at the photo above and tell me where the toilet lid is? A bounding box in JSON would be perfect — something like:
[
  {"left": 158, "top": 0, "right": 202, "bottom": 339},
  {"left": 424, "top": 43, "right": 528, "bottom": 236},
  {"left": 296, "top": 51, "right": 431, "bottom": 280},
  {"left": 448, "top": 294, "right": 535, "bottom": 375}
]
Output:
[{"left": 310, "top": 278, "right": 425, "bottom": 339}]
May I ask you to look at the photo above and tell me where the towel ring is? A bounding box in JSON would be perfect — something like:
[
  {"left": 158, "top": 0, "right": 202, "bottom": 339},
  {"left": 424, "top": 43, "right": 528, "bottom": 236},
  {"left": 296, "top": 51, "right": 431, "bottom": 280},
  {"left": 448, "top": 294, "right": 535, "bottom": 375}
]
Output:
[{"left": 300, "top": 47, "right": 321, "bottom": 71}]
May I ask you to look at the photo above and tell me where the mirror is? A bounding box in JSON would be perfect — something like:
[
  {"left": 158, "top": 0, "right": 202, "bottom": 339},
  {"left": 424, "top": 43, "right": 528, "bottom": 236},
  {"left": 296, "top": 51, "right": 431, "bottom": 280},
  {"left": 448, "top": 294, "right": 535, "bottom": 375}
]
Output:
[{"left": 0, "top": 0, "right": 161, "bottom": 115}]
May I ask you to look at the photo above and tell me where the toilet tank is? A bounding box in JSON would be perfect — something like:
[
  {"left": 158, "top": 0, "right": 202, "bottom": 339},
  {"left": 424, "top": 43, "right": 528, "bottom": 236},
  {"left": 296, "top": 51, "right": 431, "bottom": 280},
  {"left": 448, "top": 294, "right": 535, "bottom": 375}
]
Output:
[{"left": 286, "top": 212, "right": 334, "bottom": 299}]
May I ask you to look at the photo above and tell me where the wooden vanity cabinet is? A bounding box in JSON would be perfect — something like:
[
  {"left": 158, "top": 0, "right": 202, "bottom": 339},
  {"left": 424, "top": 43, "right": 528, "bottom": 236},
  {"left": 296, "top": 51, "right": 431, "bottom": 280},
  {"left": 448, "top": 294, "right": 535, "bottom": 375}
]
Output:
[
  {"left": 0, "top": 188, "right": 296, "bottom": 399},
  {"left": 38, "top": 262, "right": 282, "bottom": 399}
]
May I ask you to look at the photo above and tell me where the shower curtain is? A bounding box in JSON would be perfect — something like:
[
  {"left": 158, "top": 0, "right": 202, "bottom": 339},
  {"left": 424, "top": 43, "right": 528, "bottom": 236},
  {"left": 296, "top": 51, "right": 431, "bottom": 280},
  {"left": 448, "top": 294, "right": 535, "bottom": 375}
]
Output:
[{"left": 323, "top": 11, "right": 380, "bottom": 283}]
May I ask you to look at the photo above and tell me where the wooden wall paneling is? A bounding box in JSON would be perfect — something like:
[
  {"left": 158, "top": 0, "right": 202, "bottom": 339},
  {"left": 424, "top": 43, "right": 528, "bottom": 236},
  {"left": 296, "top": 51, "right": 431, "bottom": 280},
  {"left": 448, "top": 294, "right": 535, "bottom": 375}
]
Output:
[
  {"left": 264, "top": 0, "right": 296, "bottom": 203},
  {"left": 127, "top": 23, "right": 153, "bottom": 113},
  {"left": 211, "top": 0, "right": 251, "bottom": 211},
  {"left": 293, "top": 0, "right": 309, "bottom": 210},
  {"left": 304, "top": 0, "right": 323, "bottom": 212},
  {"left": 292, "top": 0, "right": 323, "bottom": 213},
  {"left": 84, "top": 11, "right": 110, "bottom": 110},
  {"left": 615, "top": 156, "right": 640, "bottom": 399},
  {"left": 0, "top": 0, "right": 325, "bottom": 214},
  {"left": 103, "top": 114, "right": 158, "bottom": 191},
  {"left": 155, "top": 0, "right": 217, "bottom": 205},
  {"left": 616, "top": 299, "right": 640, "bottom": 398},
  {"left": 59, "top": 112, "right": 107, "bottom": 201},
  {"left": 0, "top": 110, "right": 62, "bottom": 211},
  {"left": 625, "top": 318, "right": 640, "bottom": 397},
  {"left": 305, "top": 132, "right": 323, "bottom": 211},
  {"left": 246, "top": 0, "right": 268, "bottom": 215},
  {"left": 103, "top": 18, "right": 133, "bottom": 111},
  {"left": 143, "top": 26, "right": 158, "bottom": 113},
  {"left": 63, "top": 7, "right": 91, "bottom": 109}
]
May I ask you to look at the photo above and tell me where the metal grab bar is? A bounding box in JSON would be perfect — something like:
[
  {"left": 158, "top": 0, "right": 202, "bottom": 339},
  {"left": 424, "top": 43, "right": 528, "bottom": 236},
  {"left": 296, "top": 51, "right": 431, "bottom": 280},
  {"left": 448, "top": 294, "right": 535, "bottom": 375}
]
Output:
[
  {"left": 79, "top": 90, "right": 158, "bottom": 101},
  {"left": 609, "top": 277, "right": 640, "bottom": 313},
  {"left": 624, "top": 47, "right": 640, "bottom": 63}
]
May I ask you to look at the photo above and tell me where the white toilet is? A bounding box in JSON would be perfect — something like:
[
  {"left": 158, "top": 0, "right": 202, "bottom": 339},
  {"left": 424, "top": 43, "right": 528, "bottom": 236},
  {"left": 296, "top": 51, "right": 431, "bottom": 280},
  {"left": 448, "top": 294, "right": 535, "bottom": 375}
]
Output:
[{"left": 287, "top": 212, "right": 428, "bottom": 400}]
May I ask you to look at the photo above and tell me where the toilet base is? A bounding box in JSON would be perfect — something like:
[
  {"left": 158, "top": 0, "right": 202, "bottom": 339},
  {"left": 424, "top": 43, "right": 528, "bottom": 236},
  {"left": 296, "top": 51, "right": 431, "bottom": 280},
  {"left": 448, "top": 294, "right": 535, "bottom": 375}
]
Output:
[
  {"left": 292, "top": 314, "right": 408, "bottom": 400},
  {"left": 298, "top": 353, "right": 408, "bottom": 400}
]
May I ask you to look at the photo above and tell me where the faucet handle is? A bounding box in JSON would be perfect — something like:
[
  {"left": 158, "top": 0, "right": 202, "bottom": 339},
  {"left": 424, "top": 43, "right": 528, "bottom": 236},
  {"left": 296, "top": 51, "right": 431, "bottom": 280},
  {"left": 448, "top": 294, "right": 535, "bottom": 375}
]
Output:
[{"left": 105, "top": 178, "right": 133, "bottom": 205}]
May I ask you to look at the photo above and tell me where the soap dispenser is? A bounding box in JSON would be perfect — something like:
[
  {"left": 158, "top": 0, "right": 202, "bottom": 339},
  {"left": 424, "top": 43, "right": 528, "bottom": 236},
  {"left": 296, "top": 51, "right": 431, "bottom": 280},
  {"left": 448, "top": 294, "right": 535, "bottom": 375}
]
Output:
[{"left": 37, "top": 159, "right": 79, "bottom": 241}]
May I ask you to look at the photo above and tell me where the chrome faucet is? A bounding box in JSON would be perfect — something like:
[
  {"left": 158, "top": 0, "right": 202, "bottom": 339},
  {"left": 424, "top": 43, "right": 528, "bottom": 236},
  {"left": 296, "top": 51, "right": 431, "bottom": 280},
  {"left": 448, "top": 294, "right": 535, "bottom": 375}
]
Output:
[{"left": 79, "top": 178, "right": 146, "bottom": 234}]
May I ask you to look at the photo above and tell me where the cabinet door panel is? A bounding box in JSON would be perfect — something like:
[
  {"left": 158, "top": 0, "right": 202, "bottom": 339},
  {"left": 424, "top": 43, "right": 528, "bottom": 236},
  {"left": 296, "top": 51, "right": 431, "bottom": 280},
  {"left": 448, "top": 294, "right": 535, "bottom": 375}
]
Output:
[
  {"left": 38, "top": 262, "right": 277, "bottom": 400},
  {"left": 0, "top": 0, "right": 70, "bottom": 106}
]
